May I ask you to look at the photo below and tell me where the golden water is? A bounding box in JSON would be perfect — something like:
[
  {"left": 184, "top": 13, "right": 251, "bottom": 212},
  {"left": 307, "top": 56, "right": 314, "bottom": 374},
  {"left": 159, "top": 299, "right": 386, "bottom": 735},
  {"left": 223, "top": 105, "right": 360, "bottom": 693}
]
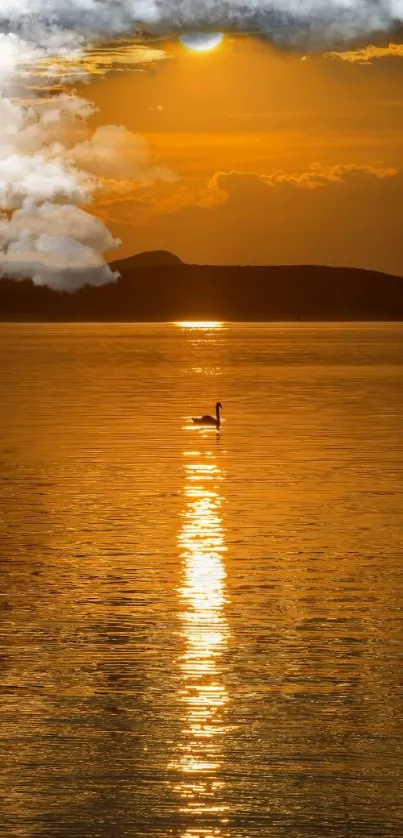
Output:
[{"left": 0, "top": 323, "right": 402, "bottom": 837}]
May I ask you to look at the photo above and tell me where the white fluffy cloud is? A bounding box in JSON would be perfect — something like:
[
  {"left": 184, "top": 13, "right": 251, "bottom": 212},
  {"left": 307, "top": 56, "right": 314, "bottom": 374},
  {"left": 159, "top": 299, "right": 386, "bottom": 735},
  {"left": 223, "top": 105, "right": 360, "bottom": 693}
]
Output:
[
  {"left": 0, "top": 36, "right": 174, "bottom": 289},
  {"left": 71, "top": 125, "right": 177, "bottom": 183},
  {"left": 0, "top": 154, "right": 94, "bottom": 210},
  {"left": 0, "top": 203, "right": 119, "bottom": 290},
  {"left": 0, "top": 89, "right": 118, "bottom": 289},
  {"left": 0, "top": 202, "right": 115, "bottom": 249}
]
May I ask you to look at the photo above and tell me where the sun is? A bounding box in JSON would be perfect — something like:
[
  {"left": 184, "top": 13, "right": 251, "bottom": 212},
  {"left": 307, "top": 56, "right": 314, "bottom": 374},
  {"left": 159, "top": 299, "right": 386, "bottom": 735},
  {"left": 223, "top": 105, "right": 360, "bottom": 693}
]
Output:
[{"left": 180, "top": 33, "right": 224, "bottom": 53}]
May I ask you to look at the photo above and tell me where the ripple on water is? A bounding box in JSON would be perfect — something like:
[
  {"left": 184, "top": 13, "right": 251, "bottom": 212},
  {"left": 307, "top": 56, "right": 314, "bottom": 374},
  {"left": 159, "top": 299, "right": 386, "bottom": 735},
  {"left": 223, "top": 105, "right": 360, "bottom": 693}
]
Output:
[{"left": 0, "top": 323, "right": 402, "bottom": 837}]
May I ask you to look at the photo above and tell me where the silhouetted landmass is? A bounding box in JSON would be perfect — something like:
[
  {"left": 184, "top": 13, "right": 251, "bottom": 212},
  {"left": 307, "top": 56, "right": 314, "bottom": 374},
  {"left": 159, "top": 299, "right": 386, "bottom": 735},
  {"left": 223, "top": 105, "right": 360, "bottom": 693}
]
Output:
[
  {"left": 112, "top": 250, "right": 184, "bottom": 271},
  {"left": 1, "top": 252, "right": 403, "bottom": 321}
]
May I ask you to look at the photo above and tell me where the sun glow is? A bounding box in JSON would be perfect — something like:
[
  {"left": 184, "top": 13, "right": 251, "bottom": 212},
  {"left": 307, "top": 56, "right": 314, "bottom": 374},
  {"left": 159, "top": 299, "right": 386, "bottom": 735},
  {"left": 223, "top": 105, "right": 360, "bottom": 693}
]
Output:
[
  {"left": 180, "top": 33, "right": 224, "bottom": 53},
  {"left": 174, "top": 321, "right": 224, "bottom": 329}
]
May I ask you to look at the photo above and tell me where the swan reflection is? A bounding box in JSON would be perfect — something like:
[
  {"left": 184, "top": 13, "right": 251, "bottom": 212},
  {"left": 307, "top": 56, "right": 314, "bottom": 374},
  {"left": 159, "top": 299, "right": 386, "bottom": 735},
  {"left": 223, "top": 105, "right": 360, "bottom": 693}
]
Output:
[{"left": 175, "top": 448, "right": 229, "bottom": 832}]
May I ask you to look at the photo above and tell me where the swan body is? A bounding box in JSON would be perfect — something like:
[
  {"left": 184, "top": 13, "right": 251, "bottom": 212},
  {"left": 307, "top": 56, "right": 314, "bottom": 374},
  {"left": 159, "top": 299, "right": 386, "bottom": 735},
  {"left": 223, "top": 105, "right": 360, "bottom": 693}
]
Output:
[{"left": 192, "top": 401, "right": 222, "bottom": 428}]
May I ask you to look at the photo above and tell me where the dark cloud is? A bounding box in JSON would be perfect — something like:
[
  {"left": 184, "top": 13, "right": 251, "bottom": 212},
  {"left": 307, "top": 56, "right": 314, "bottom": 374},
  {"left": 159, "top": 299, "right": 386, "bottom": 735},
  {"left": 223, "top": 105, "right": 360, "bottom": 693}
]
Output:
[{"left": 2, "top": 0, "right": 403, "bottom": 50}]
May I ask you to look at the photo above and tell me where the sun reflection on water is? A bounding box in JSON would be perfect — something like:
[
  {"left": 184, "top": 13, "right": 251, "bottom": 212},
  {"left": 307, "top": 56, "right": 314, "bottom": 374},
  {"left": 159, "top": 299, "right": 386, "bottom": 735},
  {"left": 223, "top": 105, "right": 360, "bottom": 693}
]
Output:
[
  {"left": 174, "top": 322, "right": 224, "bottom": 330},
  {"left": 175, "top": 447, "right": 229, "bottom": 832}
]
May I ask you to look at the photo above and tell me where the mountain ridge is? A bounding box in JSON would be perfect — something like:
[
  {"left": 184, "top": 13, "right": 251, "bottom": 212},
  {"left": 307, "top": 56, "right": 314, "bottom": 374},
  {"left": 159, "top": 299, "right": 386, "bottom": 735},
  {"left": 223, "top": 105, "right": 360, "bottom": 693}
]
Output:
[
  {"left": 1, "top": 253, "right": 403, "bottom": 321},
  {"left": 111, "top": 250, "right": 184, "bottom": 271},
  {"left": 109, "top": 251, "right": 402, "bottom": 278}
]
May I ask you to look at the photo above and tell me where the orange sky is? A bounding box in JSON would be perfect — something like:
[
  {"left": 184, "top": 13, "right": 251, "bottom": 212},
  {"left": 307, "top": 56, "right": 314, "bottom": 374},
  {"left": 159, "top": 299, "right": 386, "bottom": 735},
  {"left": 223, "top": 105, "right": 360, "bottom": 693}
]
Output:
[{"left": 78, "top": 36, "right": 403, "bottom": 274}]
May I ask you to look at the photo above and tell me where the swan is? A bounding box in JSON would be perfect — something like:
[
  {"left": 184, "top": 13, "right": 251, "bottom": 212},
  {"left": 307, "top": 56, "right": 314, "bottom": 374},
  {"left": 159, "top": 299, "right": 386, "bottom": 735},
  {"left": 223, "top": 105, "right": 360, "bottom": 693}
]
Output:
[{"left": 192, "top": 402, "right": 222, "bottom": 428}]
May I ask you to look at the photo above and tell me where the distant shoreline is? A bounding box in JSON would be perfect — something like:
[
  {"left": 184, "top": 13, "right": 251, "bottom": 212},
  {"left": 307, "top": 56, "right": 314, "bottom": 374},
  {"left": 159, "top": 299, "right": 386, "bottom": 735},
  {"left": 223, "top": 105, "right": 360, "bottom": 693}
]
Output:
[
  {"left": 2, "top": 319, "right": 403, "bottom": 324},
  {"left": 2, "top": 257, "right": 403, "bottom": 321}
]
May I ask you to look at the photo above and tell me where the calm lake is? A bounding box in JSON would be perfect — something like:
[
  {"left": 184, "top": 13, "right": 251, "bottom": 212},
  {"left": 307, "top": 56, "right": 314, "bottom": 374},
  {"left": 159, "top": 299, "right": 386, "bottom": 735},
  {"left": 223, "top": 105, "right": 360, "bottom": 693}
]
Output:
[{"left": 1, "top": 322, "right": 403, "bottom": 837}]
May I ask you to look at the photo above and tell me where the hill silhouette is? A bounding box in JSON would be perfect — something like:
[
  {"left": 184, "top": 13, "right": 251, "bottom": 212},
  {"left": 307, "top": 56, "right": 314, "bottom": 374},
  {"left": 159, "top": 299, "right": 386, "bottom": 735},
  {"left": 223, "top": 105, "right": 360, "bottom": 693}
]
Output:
[
  {"left": 1, "top": 251, "right": 403, "bottom": 321},
  {"left": 112, "top": 250, "right": 184, "bottom": 271}
]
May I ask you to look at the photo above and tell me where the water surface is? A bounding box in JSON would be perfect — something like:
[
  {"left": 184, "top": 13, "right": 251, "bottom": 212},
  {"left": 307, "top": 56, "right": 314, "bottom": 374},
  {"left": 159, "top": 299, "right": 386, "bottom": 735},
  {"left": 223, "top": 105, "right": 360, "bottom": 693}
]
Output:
[{"left": 1, "top": 323, "right": 403, "bottom": 837}]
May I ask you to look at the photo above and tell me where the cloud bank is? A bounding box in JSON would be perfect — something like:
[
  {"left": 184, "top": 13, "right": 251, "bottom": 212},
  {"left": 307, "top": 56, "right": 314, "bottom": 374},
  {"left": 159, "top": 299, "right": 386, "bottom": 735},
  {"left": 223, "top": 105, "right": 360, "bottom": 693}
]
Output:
[{"left": 1, "top": 0, "right": 403, "bottom": 49}]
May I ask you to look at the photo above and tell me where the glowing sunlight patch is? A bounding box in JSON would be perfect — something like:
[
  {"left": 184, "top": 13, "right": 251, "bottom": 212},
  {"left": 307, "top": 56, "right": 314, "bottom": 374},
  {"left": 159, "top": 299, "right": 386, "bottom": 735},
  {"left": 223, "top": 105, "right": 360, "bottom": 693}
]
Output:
[
  {"left": 180, "top": 33, "right": 224, "bottom": 53},
  {"left": 21, "top": 41, "right": 170, "bottom": 88},
  {"left": 174, "top": 321, "right": 224, "bottom": 329}
]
